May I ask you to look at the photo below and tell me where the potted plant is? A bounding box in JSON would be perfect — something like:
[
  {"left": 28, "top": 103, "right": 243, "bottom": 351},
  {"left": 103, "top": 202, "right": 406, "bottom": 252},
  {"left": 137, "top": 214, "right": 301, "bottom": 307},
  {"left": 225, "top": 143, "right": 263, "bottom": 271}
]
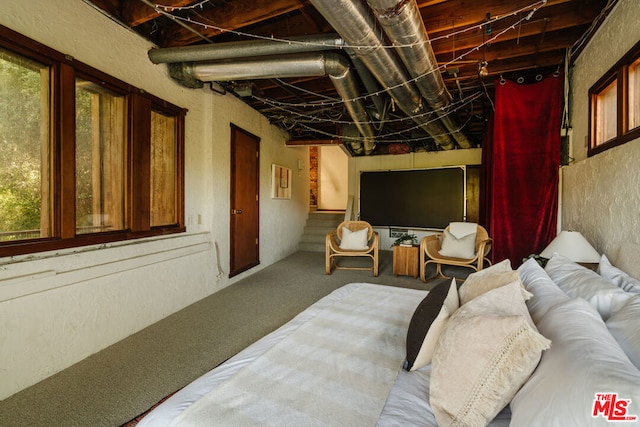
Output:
[{"left": 392, "top": 233, "right": 418, "bottom": 247}]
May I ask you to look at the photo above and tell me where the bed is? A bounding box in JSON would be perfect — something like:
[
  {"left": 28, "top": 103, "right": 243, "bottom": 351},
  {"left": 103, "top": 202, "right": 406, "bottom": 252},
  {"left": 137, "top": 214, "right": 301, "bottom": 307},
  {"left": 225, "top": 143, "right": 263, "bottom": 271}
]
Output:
[{"left": 138, "top": 246, "right": 640, "bottom": 427}]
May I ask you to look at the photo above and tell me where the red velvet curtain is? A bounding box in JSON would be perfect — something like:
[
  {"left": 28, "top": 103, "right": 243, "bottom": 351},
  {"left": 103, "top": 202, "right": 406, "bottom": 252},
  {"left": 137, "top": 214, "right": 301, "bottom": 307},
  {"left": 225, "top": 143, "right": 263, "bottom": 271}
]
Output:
[{"left": 484, "top": 74, "right": 563, "bottom": 266}]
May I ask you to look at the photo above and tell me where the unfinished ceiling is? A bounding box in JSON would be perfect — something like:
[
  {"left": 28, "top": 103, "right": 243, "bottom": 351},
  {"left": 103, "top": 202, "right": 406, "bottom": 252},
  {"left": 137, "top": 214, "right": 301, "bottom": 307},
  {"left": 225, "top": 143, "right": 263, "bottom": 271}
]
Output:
[{"left": 85, "top": 0, "right": 616, "bottom": 155}]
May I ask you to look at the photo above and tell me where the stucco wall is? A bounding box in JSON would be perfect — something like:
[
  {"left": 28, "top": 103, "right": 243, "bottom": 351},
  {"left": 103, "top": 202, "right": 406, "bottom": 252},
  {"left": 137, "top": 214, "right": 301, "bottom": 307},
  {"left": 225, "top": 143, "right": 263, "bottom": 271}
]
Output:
[
  {"left": 0, "top": 0, "right": 308, "bottom": 399},
  {"left": 562, "top": 0, "right": 640, "bottom": 259},
  {"left": 318, "top": 146, "right": 349, "bottom": 210}
]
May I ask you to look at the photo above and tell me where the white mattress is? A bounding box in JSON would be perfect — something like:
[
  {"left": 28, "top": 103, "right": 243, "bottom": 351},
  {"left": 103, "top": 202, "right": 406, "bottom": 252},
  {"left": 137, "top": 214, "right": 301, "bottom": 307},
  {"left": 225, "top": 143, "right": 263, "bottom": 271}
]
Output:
[{"left": 137, "top": 283, "right": 511, "bottom": 426}]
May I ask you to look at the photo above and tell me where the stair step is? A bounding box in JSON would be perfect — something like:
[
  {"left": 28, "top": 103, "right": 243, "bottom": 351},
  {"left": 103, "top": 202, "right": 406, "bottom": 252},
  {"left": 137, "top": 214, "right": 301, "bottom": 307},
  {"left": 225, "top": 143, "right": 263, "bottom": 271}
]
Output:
[
  {"left": 298, "top": 241, "right": 326, "bottom": 252},
  {"left": 303, "top": 225, "right": 335, "bottom": 235},
  {"left": 298, "top": 211, "right": 345, "bottom": 252},
  {"left": 300, "top": 233, "right": 326, "bottom": 244}
]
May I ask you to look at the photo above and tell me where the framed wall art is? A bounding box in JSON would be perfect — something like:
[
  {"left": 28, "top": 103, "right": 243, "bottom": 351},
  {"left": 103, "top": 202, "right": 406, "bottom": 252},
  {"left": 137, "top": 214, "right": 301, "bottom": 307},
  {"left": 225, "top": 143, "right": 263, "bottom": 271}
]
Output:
[{"left": 271, "top": 164, "right": 291, "bottom": 199}]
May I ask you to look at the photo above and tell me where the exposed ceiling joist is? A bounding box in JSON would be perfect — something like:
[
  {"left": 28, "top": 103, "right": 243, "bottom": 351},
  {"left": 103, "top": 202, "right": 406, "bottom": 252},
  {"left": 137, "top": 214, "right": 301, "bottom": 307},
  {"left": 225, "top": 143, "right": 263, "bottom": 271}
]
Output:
[{"left": 85, "top": 0, "right": 615, "bottom": 155}]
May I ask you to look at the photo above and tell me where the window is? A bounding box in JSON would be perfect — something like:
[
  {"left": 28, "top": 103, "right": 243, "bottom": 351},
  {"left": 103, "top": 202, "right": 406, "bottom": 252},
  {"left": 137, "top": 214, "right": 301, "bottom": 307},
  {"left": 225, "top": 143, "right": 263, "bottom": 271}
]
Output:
[
  {"left": 0, "top": 48, "right": 51, "bottom": 242},
  {"left": 75, "top": 77, "right": 126, "bottom": 234},
  {"left": 0, "top": 25, "right": 186, "bottom": 256},
  {"left": 589, "top": 40, "right": 640, "bottom": 156},
  {"left": 150, "top": 109, "right": 178, "bottom": 227},
  {"left": 593, "top": 79, "right": 617, "bottom": 146},
  {"left": 629, "top": 57, "right": 640, "bottom": 131}
]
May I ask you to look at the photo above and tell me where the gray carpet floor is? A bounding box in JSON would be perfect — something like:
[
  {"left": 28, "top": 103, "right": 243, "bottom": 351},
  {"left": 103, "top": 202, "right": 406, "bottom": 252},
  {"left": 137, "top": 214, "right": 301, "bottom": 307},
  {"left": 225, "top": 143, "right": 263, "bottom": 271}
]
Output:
[{"left": 0, "top": 250, "right": 465, "bottom": 427}]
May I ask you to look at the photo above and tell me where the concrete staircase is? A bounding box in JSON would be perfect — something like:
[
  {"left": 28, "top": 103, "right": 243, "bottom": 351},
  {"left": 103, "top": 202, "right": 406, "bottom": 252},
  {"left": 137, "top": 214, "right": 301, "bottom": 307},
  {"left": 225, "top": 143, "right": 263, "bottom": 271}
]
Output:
[{"left": 298, "top": 211, "right": 345, "bottom": 252}]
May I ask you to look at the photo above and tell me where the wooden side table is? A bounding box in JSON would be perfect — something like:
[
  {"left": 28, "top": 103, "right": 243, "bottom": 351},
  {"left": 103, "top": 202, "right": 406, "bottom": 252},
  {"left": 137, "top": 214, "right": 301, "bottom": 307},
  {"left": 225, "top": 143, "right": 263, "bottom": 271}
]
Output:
[{"left": 393, "top": 245, "right": 419, "bottom": 278}]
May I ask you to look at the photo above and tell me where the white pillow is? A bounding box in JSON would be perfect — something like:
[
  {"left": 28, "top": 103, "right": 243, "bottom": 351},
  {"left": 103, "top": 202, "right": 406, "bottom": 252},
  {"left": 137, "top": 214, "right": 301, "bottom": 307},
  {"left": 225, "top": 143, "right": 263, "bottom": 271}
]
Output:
[
  {"left": 545, "top": 253, "right": 632, "bottom": 320},
  {"left": 518, "top": 258, "right": 570, "bottom": 324},
  {"left": 438, "top": 229, "right": 476, "bottom": 259},
  {"left": 448, "top": 221, "right": 477, "bottom": 239},
  {"left": 430, "top": 281, "right": 550, "bottom": 426},
  {"left": 606, "top": 295, "right": 640, "bottom": 370},
  {"left": 510, "top": 297, "right": 640, "bottom": 426},
  {"left": 614, "top": 242, "right": 640, "bottom": 282},
  {"left": 598, "top": 254, "right": 640, "bottom": 293},
  {"left": 338, "top": 226, "right": 369, "bottom": 250},
  {"left": 459, "top": 259, "right": 526, "bottom": 305},
  {"left": 404, "top": 278, "right": 459, "bottom": 371}
]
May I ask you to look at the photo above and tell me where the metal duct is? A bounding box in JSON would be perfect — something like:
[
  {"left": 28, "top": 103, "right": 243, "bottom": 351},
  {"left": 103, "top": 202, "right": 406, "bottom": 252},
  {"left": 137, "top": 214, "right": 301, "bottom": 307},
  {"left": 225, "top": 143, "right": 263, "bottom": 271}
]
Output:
[
  {"left": 366, "top": 0, "right": 472, "bottom": 148},
  {"left": 171, "top": 52, "right": 375, "bottom": 155},
  {"left": 344, "top": 47, "right": 387, "bottom": 122},
  {"left": 149, "top": 34, "right": 345, "bottom": 64},
  {"left": 308, "top": 0, "right": 455, "bottom": 149}
]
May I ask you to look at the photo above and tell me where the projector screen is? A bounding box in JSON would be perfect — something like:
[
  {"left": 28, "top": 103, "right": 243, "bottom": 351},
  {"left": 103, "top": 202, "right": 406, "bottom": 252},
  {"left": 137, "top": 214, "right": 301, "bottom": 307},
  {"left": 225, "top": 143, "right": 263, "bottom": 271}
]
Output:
[{"left": 359, "top": 167, "right": 465, "bottom": 229}]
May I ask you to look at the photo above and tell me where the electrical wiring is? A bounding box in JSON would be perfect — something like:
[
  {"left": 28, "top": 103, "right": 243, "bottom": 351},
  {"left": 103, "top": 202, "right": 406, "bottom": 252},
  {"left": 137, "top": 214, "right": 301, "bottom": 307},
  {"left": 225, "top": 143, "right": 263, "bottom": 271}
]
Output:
[
  {"left": 145, "top": 0, "right": 547, "bottom": 149},
  {"left": 150, "top": 0, "right": 547, "bottom": 51}
]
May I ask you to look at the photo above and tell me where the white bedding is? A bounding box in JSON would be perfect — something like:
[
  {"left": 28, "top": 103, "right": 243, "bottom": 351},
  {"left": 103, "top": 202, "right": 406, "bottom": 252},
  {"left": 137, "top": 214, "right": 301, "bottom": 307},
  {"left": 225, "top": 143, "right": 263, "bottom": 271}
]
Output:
[{"left": 138, "top": 283, "right": 511, "bottom": 426}]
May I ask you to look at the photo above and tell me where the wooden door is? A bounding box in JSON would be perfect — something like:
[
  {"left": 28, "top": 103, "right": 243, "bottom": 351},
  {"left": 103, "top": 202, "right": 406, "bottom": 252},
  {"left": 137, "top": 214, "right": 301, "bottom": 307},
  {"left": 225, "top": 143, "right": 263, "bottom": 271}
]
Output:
[{"left": 229, "top": 124, "right": 260, "bottom": 277}]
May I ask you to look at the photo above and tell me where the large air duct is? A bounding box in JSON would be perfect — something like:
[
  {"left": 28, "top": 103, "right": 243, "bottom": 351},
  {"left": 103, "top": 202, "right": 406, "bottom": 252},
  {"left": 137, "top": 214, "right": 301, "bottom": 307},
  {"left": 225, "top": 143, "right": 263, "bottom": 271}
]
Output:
[
  {"left": 170, "top": 52, "right": 375, "bottom": 155},
  {"left": 366, "top": 0, "right": 472, "bottom": 148},
  {"left": 148, "top": 34, "right": 345, "bottom": 64},
  {"left": 308, "top": 0, "right": 456, "bottom": 149}
]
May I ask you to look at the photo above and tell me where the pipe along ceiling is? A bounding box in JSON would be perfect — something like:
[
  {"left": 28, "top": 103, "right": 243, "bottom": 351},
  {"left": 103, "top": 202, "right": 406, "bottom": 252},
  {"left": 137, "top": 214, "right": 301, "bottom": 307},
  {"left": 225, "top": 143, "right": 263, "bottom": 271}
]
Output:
[{"left": 148, "top": 0, "right": 472, "bottom": 155}]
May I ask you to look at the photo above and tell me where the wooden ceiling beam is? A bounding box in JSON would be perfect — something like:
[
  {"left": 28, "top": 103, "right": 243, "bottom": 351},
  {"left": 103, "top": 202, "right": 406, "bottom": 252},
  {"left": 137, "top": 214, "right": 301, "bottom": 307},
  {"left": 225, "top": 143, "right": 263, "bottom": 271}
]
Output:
[
  {"left": 429, "top": 3, "right": 599, "bottom": 55},
  {"left": 436, "top": 27, "right": 589, "bottom": 66},
  {"left": 444, "top": 50, "right": 567, "bottom": 84},
  {"left": 123, "top": 0, "right": 195, "bottom": 27},
  {"left": 160, "top": 0, "right": 304, "bottom": 47},
  {"left": 419, "top": 0, "right": 575, "bottom": 34},
  {"left": 87, "top": 0, "right": 120, "bottom": 19}
]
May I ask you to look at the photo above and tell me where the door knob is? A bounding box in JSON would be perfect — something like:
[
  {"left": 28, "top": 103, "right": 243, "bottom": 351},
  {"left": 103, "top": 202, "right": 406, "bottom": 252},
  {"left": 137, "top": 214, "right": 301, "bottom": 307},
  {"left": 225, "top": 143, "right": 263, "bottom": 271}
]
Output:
[{"left": 231, "top": 209, "right": 243, "bottom": 214}]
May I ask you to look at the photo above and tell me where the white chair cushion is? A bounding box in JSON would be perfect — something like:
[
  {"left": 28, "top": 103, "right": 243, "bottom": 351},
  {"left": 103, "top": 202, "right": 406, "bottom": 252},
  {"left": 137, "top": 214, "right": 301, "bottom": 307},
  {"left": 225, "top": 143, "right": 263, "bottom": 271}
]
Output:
[
  {"left": 448, "top": 221, "right": 478, "bottom": 239},
  {"left": 338, "top": 226, "right": 369, "bottom": 250},
  {"left": 438, "top": 229, "right": 476, "bottom": 259}
]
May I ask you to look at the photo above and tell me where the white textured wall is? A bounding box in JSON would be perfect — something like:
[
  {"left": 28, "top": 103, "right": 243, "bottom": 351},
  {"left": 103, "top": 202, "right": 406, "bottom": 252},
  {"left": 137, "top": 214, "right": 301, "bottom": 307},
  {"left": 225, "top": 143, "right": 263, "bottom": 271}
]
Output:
[
  {"left": 562, "top": 0, "right": 640, "bottom": 259},
  {"left": 0, "top": 0, "right": 307, "bottom": 399},
  {"left": 318, "top": 146, "right": 349, "bottom": 210}
]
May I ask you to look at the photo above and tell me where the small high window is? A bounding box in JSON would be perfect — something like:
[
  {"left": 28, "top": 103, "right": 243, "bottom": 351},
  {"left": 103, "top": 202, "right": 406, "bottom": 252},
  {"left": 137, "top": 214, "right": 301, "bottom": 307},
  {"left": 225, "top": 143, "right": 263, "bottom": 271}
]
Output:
[
  {"left": 589, "top": 40, "right": 640, "bottom": 156},
  {"left": 629, "top": 57, "right": 640, "bottom": 131}
]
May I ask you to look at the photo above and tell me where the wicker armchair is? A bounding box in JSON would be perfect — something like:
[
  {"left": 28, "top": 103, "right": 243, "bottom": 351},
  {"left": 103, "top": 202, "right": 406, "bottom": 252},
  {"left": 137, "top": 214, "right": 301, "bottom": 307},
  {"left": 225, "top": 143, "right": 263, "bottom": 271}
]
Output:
[
  {"left": 326, "top": 220, "right": 379, "bottom": 276},
  {"left": 419, "top": 224, "right": 492, "bottom": 282}
]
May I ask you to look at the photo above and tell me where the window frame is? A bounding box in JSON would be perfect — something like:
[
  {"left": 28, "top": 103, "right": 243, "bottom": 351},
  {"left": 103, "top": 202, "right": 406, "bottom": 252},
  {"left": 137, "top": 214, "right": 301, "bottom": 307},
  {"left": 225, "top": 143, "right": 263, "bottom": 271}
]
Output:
[
  {"left": 0, "top": 25, "right": 186, "bottom": 257},
  {"left": 588, "top": 39, "right": 640, "bottom": 156}
]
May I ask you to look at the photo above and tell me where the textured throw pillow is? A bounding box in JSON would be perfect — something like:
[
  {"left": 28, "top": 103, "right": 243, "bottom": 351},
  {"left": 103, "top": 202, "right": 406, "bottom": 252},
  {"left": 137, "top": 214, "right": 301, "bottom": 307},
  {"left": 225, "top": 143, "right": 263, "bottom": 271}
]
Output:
[
  {"left": 598, "top": 254, "right": 640, "bottom": 293},
  {"left": 545, "top": 253, "right": 632, "bottom": 320},
  {"left": 606, "top": 295, "right": 640, "bottom": 370},
  {"left": 338, "top": 226, "right": 368, "bottom": 250},
  {"left": 459, "top": 259, "right": 524, "bottom": 305},
  {"left": 517, "top": 258, "right": 570, "bottom": 323},
  {"left": 404, "top": 278, "right": 459, "bottom": 371},
  {"left": 438, "top": 229, "right": 476, "bottom": 259},
  {"left": 430, "top": 281, "right": 551, "bottom": 426},
  {"left": 510, "top": 297, "right": 640, "bottom": 426}
]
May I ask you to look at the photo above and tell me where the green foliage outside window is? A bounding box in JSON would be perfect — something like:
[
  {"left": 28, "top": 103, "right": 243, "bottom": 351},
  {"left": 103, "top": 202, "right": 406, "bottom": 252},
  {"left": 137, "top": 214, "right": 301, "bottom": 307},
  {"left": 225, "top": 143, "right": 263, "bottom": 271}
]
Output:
[{"left": 0, "top": 49, "right": 47, "bottom": 240}]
